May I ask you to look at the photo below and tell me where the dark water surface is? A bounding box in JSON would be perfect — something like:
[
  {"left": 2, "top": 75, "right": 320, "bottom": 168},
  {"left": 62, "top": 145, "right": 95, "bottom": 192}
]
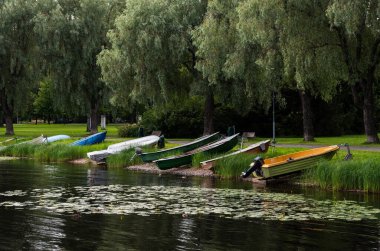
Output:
[{"left": 0, "top": 160, "right": 379, "bottom": 250}]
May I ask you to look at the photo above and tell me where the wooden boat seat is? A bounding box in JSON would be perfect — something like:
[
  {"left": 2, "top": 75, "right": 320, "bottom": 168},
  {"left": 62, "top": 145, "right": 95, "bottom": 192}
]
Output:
[
  {"left": 242, "top": 132, "right": 256, "bottom": 139},
  {"left": 151, "top": 131, "right": 162, "bottom": 136}
]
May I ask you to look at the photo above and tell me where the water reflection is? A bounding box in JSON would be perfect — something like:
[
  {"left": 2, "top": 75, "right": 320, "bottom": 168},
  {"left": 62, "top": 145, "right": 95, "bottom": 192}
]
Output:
[
  {"left": 25, "top": 214, "right": 66, "bottom": 250},
  {"left": 87, "top": 168, "right": 109, "bottom": 186},
  {"left": 176, "top": 218, "right": 200, "bottom": 251}
]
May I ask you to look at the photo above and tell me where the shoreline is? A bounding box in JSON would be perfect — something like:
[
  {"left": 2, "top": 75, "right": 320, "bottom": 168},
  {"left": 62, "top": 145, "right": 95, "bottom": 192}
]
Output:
[
  {"left": 125, "top": 163, "right": 290, "bottom": 185},
  {"left": 126, "top": 163, "right": 215, "bottom": 177},
  {"left": 1, "top": 155, "right": 378, "bottom": 193}
]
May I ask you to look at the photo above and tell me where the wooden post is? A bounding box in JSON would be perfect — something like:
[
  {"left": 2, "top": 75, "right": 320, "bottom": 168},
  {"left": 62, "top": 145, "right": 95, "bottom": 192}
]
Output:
[{"left": 101, "top": 115, "right": 106, "bottom": 130}]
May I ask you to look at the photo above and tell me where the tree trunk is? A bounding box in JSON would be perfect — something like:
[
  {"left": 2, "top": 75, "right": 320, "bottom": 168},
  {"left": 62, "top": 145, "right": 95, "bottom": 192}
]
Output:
[
  {"left": 3, "top": 104, "right": 14, "bottom": 136},
  {"left": 361, "top": 79, "right": 379, "bottom": 143},
  {"left": 299, "top": 90, "right": 314, "bottom": 141},
  {"left": 89, "top": 103, "right": 99, "bottom": 134},
  {"left": 203, "top": 88, "right": 214, "bottom": 135}
]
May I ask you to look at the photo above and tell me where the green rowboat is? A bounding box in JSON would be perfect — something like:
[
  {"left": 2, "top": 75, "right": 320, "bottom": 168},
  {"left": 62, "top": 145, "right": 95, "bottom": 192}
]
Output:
[
  {"left": 154, "top": 133, "right": 240, "bottom": 170},
  {"left": 139, "top": 132, "right": 220, "bottom": 162}
]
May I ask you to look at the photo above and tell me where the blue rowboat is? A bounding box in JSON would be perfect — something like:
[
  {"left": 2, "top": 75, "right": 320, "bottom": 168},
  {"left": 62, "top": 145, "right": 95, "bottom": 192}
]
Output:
[
  {"left": 71, "top": 131, "right": 107, "bottom": 146},
  {"left": 46, "top": 135, "right": 70, "bottom": 143}
]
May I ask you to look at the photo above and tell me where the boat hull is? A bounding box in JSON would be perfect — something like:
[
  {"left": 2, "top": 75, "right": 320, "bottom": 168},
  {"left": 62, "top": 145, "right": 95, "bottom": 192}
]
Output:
[
  {"left": 260, "top": 146, "right": 339, "bottom": 179},
  {"left": 154, "top": 134, "right": 239, "bottom": 170},
  {"left": 46, "top": 135, "right": 70, "bottom": 143},
  {"left": 201, "top": 140, "right": 270, "bottom": 169},
  {"left": 87, "top": 135, "right": 160, "bottom": 161},
  {"left": 71, "top": 131, "right": 107, "bottom": 146},
  {"left": 139, "top": 132, "right": 220, "bottom": 162}
]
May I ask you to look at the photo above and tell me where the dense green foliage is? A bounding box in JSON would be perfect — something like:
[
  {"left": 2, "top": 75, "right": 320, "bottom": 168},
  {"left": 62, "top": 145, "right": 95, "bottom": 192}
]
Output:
[
  {"left": 0, "top": 0, "right": 40, "bottom": 135},
  {"left": 34, "top": 0, "right": 124, "bottom": 133},
  {"left": 117, "top": 124, "right": 140, "bottom": 137}
]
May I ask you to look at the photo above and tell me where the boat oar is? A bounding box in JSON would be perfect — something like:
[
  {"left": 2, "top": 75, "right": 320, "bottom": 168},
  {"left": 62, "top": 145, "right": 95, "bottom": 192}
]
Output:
[{"left": 130, "top": 147, "right": 143, "bottom": 163}]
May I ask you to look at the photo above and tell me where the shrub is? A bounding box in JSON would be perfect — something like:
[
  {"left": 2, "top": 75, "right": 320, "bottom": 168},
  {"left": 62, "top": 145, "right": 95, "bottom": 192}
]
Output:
[
  {"left": 141, "top": 97, "right": 203, "bottom": 138},
  {"left": 118, "top": 124, "right": 140, "bottom": 137}
]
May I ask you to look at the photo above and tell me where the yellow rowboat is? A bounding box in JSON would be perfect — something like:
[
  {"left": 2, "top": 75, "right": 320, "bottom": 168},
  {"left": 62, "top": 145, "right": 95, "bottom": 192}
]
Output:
[{"left": 242, "top": 145, "right": 340, "bottom": 179}]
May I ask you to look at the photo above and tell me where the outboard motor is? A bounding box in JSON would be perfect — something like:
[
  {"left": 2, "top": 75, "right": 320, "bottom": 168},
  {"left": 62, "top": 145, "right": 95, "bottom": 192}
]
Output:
[
  {"left": 157, "top": 135, "right": 165, "bottom": 149},
  {"left": 241, "top": 156, "right": 264, "bottom": 178},
  {"left": 135, "top": 147, "right": 143, "bottom": 155}
]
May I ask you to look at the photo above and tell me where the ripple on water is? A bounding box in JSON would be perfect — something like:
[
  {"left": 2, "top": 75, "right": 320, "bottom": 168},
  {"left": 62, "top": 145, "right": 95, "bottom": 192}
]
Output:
[{"left": 0, "top": 185, "right": 379, "bottom": 222}]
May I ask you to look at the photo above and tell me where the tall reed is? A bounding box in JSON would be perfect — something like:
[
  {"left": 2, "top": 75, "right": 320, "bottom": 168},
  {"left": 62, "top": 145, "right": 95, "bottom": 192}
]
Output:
[
  {"left": 303, "top": 158, "right": 380, "bottom": 193},
  {"left": 106, "top": 149, "right": 143, "bottom": 168},
  {"left": 191, "top": 152, "right": 223, "bottom": 168},
  {"left": 0, "top": 142, "right": 109, "bottom": 162},
  {"left": 213, "top": 154, "right": 256, "bottom": 178}
]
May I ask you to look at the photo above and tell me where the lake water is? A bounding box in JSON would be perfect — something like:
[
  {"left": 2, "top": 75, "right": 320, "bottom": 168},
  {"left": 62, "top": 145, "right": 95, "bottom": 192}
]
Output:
[{"left": 0, "top": 160, "right": 379, "bottom": 250}]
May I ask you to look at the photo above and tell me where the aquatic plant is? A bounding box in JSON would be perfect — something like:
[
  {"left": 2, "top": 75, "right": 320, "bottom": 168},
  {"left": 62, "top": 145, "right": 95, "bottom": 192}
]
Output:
[{"left": 1, "top": 185, "right": 379, "bottom": 221}]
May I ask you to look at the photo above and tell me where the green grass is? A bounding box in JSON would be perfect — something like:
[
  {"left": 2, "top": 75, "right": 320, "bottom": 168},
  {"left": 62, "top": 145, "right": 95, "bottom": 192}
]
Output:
[
  {"left": 191, "top": 152, "right": 224, "bottom": 168},
  {"left": 0, "top": 123, "right": 121, "bottom": 140},
  {"left": 0, "top": 142, "right": 110, "bottom": 162},
  {"left": 106, "top": 149, "right": 143, "bottom": 168},
  {"left": 214, "top": 154, "right": 255, "bottom": 178},
  {"left": 254, "top": 133, "right": 380, "bottom": 146},
  {"left": 302, "top": 150, "right": 380, "bottom": 192}
]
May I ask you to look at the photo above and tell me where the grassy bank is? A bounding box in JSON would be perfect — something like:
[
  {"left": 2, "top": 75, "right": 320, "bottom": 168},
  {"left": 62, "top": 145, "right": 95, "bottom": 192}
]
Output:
[
  {"left": 0, "top": 138, "right": 179, "bottom": 165},
  {"left": 202, "top": 146, "right": 380, "bottom": 193},
  {"left": 0, "top": 142, "right": 109, "bottom": 162},
  {"left": 106, "top": 149, "right": 143, "bottom": 168},
  {"left": 302, "top": 151, "right": 380, "bottom": 193}
]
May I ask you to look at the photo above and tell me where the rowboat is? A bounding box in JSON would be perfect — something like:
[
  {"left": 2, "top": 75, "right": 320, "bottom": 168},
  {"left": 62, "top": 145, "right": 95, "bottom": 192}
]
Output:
[
  {"left": 71, "top": 131, "right": 107, "bottom": 146},
  {"left": 107, "top": 135, "right": 159, "bottom": 152},
  {"left": 242, "top": 145, "right": 340, "bottom": 179},
  {"left": 21, "top": 135, "right": 47, "bottom": 144},
  {"left": 139, "top": 132, "right": 220, "bottom": 163},
  {"left": 87, "top": 135, "right": 160, "bottom": 162},
  {"left": 46, "top": 135, "right": 70, "bottom": 143},
  {"left": 200, "top": 139, "right": 271, "bottom": 169},
  {"left": 154, "top": 133, "right": 240, "bottom": 170},
  {"left": 0, "top": 138, "right": 17, "bottom": 146}
]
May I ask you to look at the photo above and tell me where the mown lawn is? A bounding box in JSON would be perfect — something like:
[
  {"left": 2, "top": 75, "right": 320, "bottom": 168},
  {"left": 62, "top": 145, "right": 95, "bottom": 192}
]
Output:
[
  {"left": 0, "top": 123, "right": 121, "bottom": 140},
  {"left": 253, "top": 134, "right": 380, "bottom": 146}
]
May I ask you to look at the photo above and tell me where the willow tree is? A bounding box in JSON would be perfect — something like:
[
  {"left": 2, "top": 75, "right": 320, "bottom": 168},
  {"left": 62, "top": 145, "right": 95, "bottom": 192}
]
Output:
[
  {"left": 34, "top": 0, "right": 122, "bottom": 133},
  {"left": 0, "top": 0, "right": 39, "bottom": 135},
  {"left": 193, "top": 0, "right": 276, "bottom": 128},
  {"left": 325, "top": 0, "right": 380, "bottom": 143},
  {"left": 245, "top": 0, "right": 380, "bottom": 142},
  {"left": 98, "top": 0, "right": 214, "bottom": 134}
]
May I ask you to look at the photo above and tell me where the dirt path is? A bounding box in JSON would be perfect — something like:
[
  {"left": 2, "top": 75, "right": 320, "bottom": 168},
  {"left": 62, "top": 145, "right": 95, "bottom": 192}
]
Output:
[
  {"left": 168, "top": 140, "right": 380, "bottom": 152},
  {"left": 275, "top": 143, "right": 380, "bottom": 152}
]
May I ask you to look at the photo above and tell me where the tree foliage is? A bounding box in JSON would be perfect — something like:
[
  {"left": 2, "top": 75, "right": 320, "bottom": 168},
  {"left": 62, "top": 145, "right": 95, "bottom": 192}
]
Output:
[
  {"left": 0, "top": 0, "right": 40, "bottom": 135},
  {"left": 34, "top": 0, "right": 122, "bottom": 133}
]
